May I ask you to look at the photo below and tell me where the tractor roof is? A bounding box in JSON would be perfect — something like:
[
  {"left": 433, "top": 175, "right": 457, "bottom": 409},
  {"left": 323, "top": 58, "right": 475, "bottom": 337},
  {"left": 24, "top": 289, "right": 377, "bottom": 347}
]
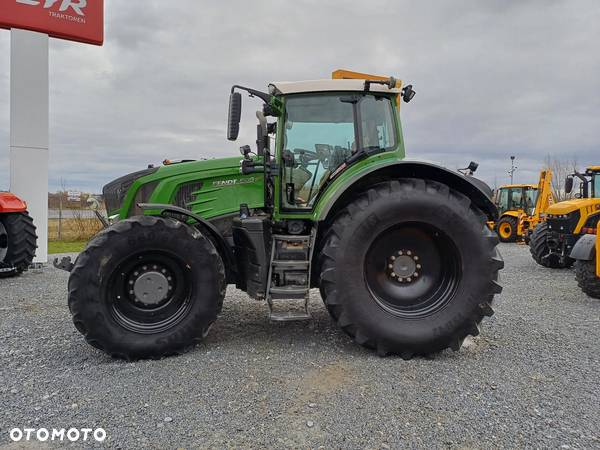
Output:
[
  {"left": 587, "top": 166, "right": 600, "bottom": 172},
  {"left": 269, "top": 79, "right": 403, "bottom": 95}
]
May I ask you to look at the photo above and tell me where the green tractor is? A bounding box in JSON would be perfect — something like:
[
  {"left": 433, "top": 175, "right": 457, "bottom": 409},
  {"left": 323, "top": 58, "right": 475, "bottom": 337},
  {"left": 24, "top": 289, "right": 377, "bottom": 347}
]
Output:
[{"left": 66, "top": 70, "right": 503, "bottom": 360}]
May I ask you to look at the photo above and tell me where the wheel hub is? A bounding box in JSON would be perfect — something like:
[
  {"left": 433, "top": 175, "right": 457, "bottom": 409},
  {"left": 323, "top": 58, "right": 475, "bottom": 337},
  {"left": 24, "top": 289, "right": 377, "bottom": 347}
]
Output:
[
  {"left": 130, "top": 266, "right": 172, "bottom": 306},
  {"left": 388, "top": 250, "right": 422, "bottom": 283}
]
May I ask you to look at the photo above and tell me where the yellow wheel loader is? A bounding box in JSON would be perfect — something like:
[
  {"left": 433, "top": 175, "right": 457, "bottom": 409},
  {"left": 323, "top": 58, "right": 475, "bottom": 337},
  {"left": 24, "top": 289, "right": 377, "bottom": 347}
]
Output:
[
  {"left": 570, "top": 220, "right": 600, "bottom": 299},
  {"left": 530, "top": 166, "right": 600, "bottom": 268},
  {"left": 489, "top": 169, "right": 554, "bottom": 243}
]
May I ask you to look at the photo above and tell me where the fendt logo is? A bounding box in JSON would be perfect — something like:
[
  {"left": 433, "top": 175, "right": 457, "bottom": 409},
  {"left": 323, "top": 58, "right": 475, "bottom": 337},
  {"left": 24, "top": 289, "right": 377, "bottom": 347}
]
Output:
[{"left": 16, "top": 0, "right": 87, "bottom": 17}]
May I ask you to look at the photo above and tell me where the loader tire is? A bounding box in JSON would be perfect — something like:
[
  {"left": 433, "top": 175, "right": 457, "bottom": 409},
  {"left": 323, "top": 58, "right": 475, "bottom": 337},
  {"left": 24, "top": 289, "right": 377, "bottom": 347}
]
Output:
[
  {"left": 574, "top": 260, "right": 600, "bottom": 299},
  {"left": 68, "top": 216, "right": 226, "bottom": 360},
  {"left": 529, "top": 222, "right": 572, "bottom": 268},
  {"left": 0, "top": 212, "right": 37, "bottom": 278},
  {"left": 496, "top": 216, "right": 518, "bottom": 243},
  {"left": 318, "top": 179, "right": 503, "bottom": 358}
]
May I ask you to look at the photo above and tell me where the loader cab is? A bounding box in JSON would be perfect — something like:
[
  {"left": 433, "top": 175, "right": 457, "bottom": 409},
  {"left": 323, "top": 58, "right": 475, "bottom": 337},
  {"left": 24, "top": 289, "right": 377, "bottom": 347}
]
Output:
[{"left": 495, "top": 185, "right": 538, "bottom": 216}]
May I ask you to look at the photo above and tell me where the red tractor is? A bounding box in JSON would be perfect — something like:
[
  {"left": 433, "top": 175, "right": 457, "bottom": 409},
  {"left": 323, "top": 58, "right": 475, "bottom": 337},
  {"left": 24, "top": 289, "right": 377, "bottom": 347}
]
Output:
[{"left": 0, "top": 192, "right": 37, "bottom": 278}]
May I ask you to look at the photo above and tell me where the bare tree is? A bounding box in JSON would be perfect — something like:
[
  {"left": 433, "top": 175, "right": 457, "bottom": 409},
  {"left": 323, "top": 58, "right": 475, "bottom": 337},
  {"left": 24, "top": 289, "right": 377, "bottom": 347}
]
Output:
[{"left": 544, "top": 154, "right": 579, "bottom": 201}]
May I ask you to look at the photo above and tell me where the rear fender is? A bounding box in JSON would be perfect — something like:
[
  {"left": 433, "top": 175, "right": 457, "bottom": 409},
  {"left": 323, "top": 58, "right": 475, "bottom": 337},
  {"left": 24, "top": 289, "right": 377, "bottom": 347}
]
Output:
[{"left": 319, "top": 160, "right": 498, "bottom": 223}]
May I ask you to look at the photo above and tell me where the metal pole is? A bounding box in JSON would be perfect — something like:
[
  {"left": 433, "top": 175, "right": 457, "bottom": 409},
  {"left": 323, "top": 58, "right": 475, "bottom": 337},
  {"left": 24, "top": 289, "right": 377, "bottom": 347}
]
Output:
[
  {"left": 9, "top": 29, "right": 49, "bottom": 264},
  {"left": 508, "top": 156, "right": 517, "bottom": 184}
]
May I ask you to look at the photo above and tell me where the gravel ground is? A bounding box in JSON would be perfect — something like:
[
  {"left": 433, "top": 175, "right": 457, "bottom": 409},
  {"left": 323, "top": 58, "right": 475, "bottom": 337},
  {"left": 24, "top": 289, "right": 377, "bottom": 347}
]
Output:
[{"left": 1, "top": 244, "right": 599, "bottom": 449}]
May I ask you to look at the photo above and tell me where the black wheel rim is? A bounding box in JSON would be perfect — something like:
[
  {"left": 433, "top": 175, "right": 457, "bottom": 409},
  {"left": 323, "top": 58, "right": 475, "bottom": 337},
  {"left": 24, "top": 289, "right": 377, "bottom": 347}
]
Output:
[
  {"left": 364, "top": 223, "right": 462, "bottom": 318},
  {"left": 107, "top": 251, "right": 193, "bottom": 334}
]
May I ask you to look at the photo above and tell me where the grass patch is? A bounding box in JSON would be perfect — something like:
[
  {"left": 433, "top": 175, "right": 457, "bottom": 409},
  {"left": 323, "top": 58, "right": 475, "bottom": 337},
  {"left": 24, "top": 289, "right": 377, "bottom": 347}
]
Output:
[{"left": 48, "top": 240, "right": 87, "bottom": 254}]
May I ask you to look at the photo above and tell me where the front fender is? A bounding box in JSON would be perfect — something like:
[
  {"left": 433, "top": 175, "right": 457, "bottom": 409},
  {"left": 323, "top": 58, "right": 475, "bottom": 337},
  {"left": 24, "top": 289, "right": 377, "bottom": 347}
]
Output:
[
  {"left": 0, "top": 192, "right": 27, "bottom": 213},
  {"left": 316, "top": 160, "right": 498, "bottom": 222},
  {"left": 570, "top": 234, "right": 596, "bottom": 261}
]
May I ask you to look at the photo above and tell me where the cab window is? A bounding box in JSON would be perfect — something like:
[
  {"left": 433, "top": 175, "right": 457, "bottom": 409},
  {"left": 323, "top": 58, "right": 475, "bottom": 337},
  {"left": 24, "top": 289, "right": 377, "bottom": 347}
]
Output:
[{"left": 282, "top": 93, "right": 396, "bottom": 208}]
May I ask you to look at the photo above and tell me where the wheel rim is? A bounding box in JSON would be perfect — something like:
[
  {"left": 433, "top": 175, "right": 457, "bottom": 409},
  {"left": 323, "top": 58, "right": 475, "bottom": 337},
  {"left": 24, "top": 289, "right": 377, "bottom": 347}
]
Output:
[
  {"left": 0, "top": 221, "right": 8, "bottom": 263},
  {"left": 364, "top": 223, "right": 462, "bottom": 318},
  {"left": 499, "top": 223, "right": 512, "bottom": 239},
  {"left": 107, "top": 250, "right": 193, "bottom": 334}
]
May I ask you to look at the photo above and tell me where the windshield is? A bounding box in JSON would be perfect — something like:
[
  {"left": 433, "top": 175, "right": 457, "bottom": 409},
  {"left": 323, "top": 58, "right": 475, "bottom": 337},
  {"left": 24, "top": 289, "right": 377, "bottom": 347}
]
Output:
[
  {"left": 593, "top": 173, "right": 600, "bottom": 198},
  {"left": 282, "top": 93, "right": 397, "bottom": 208},
  {"left": 496, "top": 187, "right": 536, "bottom": 214}
]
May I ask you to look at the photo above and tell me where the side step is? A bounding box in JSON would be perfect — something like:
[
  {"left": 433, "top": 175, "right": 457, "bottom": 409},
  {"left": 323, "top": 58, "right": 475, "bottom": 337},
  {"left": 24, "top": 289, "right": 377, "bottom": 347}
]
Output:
[{"left": 266, "top": 231, "right": 315, "bottom": 322}]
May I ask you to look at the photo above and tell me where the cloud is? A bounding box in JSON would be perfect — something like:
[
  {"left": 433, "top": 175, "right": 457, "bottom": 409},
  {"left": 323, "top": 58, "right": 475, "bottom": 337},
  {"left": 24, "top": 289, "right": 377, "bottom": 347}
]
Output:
[{"left": 0, "top": 0, "right": 599, "bottom": 192}]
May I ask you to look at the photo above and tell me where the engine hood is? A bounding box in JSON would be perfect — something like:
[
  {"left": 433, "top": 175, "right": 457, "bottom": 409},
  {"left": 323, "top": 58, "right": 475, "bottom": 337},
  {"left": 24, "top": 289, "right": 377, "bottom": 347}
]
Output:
[{"left": 547, "top": 198, "right": 600, "bottom": 215}]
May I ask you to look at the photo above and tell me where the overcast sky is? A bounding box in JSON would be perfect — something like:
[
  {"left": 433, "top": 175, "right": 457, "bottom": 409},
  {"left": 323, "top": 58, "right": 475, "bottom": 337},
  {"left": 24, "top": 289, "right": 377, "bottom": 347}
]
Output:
[{"left": 1, "top": 0, "right": 599, "bottom": 193}]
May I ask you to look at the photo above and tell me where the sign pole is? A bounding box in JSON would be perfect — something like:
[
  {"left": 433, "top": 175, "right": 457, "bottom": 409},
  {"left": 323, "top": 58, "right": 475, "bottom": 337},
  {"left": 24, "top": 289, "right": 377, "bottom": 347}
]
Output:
[{"left": 10, "top": 28, "right": 49, "bottom": 263}]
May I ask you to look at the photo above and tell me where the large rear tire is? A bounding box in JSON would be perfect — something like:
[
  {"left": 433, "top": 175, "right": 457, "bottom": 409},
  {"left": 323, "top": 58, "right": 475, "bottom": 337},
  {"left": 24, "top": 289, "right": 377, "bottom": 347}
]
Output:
[
  {"left": 529, "top": 222, "right": 573, "bottom": 268},
  {"left": 68, "top": 216, "right": 226, "bottom": 360},
  {"left": 318, "top": 179, "right": 503, "bottom": 358},
  {"left": 0, "top": 212, "right": 37, "bottom": 278},
  {"left": 496, "top": 216, "right": 518, "bottom": 243},
  {"left": 574, "top": 260, "right": 600, "bottom": 299}
]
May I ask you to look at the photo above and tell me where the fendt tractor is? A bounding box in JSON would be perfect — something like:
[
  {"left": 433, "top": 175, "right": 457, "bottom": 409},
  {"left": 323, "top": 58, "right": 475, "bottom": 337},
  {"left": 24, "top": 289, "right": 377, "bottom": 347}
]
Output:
[
  {"left": 66, "top": 70, "right": 504, "bottom": 360},
  {"left": 530, "top": 166, "right": 600, "bottom": 268},
  {"left": 489, "top": 170, "right": 554, "bottom": 243},
  {"left": 571, "top": 222, "right": 600, "bottom": 299},
  {"left": 0, "top": 192, "right": 37, "bottom": 278}
]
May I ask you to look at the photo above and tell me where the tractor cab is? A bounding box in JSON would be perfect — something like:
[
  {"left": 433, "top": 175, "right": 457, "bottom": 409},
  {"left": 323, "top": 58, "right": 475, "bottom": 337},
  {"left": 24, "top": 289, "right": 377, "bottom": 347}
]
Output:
[{"left": 565, "top": 166, "right": 600, "bottom": 199}]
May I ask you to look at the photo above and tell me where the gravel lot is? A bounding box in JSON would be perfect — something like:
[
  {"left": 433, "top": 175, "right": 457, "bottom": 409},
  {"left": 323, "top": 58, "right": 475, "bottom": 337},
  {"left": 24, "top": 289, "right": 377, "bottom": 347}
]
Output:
[{"left": 1, "top": 243, "right": 598, "bottom": 449}]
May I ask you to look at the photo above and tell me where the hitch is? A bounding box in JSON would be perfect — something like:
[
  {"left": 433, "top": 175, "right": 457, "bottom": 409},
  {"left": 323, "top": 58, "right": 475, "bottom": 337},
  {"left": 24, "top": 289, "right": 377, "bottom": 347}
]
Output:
[{"left": 53, "top": 256, "right": 74, "bottom": 272}]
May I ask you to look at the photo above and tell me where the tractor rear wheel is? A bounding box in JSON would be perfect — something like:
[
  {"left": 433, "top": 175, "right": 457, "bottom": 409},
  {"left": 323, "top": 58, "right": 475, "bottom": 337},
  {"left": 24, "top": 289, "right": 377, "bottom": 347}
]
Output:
[
  {"left": 529, "top": 222, "right": 573, "bottom": 268},
  {"left": 68, "top": 216, "right": 226, "bottom": 360},
  {"left": 318, "top": 179, "right": 503, "bottom": 358},
  {"left": 0, "top": 212, "right": 37, "bottom": 278},
  {"left": 574, "top": 260, "right": 600, "bottom": 299},
  {"left": 496, "top": 216, "right": 518, "bottom": 243}
]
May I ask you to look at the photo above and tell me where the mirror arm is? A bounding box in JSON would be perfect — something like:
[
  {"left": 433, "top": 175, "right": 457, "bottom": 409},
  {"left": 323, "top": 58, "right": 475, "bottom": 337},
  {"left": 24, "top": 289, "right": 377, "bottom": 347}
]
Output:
[{"left": 231, "top": 85, "right": 272, "bottom": 104}]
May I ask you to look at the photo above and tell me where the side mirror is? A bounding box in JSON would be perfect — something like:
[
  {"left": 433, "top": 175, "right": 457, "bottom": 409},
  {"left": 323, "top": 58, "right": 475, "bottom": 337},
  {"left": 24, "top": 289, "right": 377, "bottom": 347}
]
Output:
[
  {"left": 467, "top": 161, "right": 479, "bottom": 173},
  {"left": 227, "top": 92, "right": 242, "bottom": 141},
  {"left": 402, "top": 85, "right": 416, "bottom": 103},
  {"left": 565, "top": 176, "right": 574, "bottom": 194}
]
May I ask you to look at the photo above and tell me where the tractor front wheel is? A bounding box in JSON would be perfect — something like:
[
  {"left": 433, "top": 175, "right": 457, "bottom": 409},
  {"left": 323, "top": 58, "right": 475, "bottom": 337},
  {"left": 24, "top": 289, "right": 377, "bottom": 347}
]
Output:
[
  {"left": 68, "top": 216, "right": 226, "bottom": 360},
  {"left": 496, "top": 216, "right": 518, "bottom": 243},
  {"left": 574, "top": 260, "right": 600, "bottom": 299},
  {"left": 318, "top": 179, "right": 503, "bottom": 358},
  {"left": 0, "top": 212, "right": 37, "bottom": 278},
  {"left": 529, "top": 222, "right": 573, "bottom": 268}
]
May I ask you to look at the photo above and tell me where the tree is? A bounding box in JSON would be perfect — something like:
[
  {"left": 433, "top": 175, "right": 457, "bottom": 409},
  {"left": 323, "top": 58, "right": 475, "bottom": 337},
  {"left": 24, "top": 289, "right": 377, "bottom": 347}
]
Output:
[{"left": 544, "top": 155, "right": 579, "bottom": 202}]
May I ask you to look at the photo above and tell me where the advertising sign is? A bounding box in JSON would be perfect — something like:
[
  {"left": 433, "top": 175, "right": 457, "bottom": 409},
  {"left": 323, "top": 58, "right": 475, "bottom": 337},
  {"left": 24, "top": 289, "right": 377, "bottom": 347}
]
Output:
[{"left": 0, "top": 0, "right": 104, "bottom": 45}]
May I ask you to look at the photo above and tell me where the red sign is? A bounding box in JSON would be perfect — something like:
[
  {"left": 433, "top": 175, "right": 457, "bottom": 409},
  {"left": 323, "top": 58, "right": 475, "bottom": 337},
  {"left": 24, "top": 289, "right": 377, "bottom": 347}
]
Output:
[{"left": 0, "top": 0, "right": 103, "bottom": 45}]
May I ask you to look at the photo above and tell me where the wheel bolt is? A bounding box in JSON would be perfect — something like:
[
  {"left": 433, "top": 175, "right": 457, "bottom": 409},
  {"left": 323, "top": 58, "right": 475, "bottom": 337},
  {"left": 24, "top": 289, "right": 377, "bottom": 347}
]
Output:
[
  {"left": 129, "top": 280, "right": 134, "bottom": 285},
  {"left": 413, "top": 256, "right": 419, "bottom": 261},
  {"left": 407, "top": 250, "right": 412, "bottom": 256},
  {"left": 416, "top": 264, "right": 422, "bottom": 269},
  {"left": 413, "top": 272, "right": 419, "bottom": 277},
  {"left": 391, "top": 256, "right": 396, "bottom": 261},
  {"left": 398, "top": 251, "right": 403, "bottom": 256},
  {"left": 129, "top": 290, "right": 134, "bottom": 295},
  {"left": 142, "top": 266, "right": 147, "bottom": 270},
  {"left": 388, "top": 264, "right": 393, "bottom": 269},
  {"left": 407, "top": 277, "right": 412, "bottom": 282}
]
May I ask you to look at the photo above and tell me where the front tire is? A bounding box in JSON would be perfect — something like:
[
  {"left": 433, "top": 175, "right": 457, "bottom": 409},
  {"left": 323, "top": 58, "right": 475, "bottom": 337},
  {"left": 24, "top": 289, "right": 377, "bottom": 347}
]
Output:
[
  {"left": 529, "top": 222, "right": 573, "bottom": 268},
  {"left": 318, "top": 179, "right": 503, "bottom": 358},
  {"left": 68, "top": 216, "right": 226, "bottom": 360},
  {"left": 574, "top": 260, "right": 600, "bottom": 299},
  {"left": 0, "top": 212, "right": 37, "bottom": 278},
  {"left": 496, "top": 216, "right": 518, "bottom": 243}
]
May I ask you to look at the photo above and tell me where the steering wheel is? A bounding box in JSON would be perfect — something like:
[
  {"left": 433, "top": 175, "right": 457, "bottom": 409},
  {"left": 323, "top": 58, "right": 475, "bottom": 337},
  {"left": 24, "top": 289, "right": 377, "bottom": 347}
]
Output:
[{"left": 293, "top": 148, "right": 319, "bottom": 167}]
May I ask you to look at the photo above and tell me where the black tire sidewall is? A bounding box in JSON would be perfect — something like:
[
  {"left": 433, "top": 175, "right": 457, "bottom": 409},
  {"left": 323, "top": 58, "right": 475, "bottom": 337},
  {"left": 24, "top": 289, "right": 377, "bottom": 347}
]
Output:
[
  {"left": 69, "top": 216, "right": 225, "bottom": 358},
  {"left": 327, "top": 183, "right": 495, "bottom": 351}
]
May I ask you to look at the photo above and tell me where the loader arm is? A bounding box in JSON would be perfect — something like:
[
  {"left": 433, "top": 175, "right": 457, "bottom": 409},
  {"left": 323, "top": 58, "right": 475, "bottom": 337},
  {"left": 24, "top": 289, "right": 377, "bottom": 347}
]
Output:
[{"left": 533, "top": 169, "right": 554, "bottom": 219}]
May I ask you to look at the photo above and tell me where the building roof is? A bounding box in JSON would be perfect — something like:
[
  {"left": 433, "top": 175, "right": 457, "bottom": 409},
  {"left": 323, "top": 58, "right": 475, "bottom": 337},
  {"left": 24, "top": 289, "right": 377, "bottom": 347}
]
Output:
[{"left": 269, "top": 79, "right": 402, "bottom": 95}]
